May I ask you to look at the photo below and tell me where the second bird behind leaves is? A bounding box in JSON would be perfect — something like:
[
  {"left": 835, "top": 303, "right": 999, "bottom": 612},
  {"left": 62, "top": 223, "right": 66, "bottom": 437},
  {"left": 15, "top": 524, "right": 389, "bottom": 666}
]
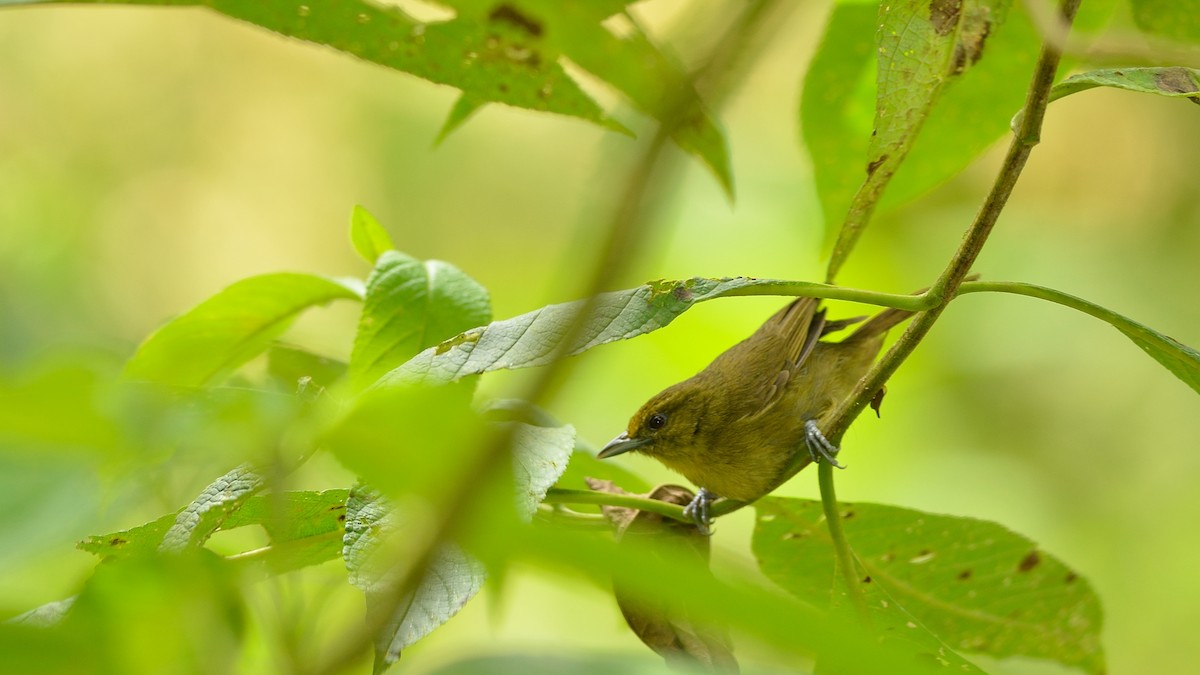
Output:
[{"left": 598, "top": 297, "right": 912, "bottom": 532}]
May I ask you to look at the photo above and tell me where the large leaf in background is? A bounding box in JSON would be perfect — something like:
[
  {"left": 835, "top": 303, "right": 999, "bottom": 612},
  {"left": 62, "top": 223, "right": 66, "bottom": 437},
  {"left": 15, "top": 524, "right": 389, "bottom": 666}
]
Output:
[
  {"left": 5, "top": 0, "right": 731, "bottom": 194},
  {"left": 753, "top": 498, "right": 1105, "bottom": 674},
  {"left": 1130, "top": 0, "right": 1200, "bottom": 43},
  {"left": 823, "top": 0, "right": 1015, "bottom": 277},
  {"left": 349, "top": 249, "right": 491, "bottom": 389},
  {"left": 123, "top": 272, "right": 361, "bottom": 387}
]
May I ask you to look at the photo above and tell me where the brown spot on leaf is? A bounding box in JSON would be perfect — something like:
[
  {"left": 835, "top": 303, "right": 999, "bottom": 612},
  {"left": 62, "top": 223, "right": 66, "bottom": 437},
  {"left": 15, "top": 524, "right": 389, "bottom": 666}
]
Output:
[
  {"left": 337, "top": 514, "right": 347, "bottom": 523},
  {"left": 1018, "top": 550, "right": 1041, "bottom": 572},
  {"left": 957, "top": 569, "right": 972, "bottom": 580},
  {"left": 109, "top": 537, "right": 127, "bottom": 547},
  {"left": 867, "top": 155, "right": 888, "bottom": 176},
  {"left": 841, "top": 509, "right": 855, "bottom": 519},
  {"left": 929, "top": 0, "right": 962, "bottom": 36},
  {"left": 1065, "top": 572, "right": 1078, "bottom": 584},
  {"left": 952, "top": 10, "right": 992, "bottom": 74},
  {"left": 862, "top": 575, "right": 872, "bottom": 584},
  {"left": 673, "top": 285, "right": 694, "bottom": 303},
  {"left": 1155, "top": 67, "right": 1200, "bottom": 95},
  {"left": 489, "top": 4, "right": 543, "bottom": 37}
]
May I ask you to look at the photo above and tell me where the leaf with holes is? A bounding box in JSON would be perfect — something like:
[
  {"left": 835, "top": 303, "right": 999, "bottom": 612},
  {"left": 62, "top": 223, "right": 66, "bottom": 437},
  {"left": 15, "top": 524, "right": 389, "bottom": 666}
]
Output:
[{"left": 753, "top": 497, "right": 1105, "bottom": 674}]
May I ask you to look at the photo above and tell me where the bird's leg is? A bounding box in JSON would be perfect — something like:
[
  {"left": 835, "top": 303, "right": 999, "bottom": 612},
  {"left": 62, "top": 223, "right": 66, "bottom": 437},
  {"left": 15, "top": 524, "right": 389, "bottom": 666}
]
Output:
[
  {"left": 682, "top": 487, "right": 715, "bottom": 535},
  {"left": 804, "top": 419, "right": 846, "bottom": 469}
]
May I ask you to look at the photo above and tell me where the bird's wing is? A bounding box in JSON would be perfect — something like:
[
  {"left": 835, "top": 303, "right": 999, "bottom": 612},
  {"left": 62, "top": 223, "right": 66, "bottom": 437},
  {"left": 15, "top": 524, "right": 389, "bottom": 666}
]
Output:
[{"left": 738, "top": 297, "right": 827, "bottom": 420}]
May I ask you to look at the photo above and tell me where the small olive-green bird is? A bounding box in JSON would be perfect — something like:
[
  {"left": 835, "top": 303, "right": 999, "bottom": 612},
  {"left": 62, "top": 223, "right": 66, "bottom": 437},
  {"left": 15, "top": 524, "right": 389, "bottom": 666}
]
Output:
[{"left": 598, "top": 297, "right": 911, "bottom": 531}]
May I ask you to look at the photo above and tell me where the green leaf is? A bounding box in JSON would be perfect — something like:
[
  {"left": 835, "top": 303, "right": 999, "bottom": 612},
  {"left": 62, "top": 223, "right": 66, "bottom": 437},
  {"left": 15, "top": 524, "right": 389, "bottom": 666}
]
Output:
[
  {"left": 508, "top": 421, "right": 574, "bottom": 518},
  {"left": 81, "top": 489, "right": 349, "bottom": 571},
  {"left": 158, "top": 465, "right": 265, "bottom": 553},
  {"left": 322, "top": 379, "right": 483, "bottom": 500},
  {"left": 826, "top": 0, "right": 1015, "bottom": 277},
  {"left": 62, "top": 552, "right": 247, "bottom": 674},
  {"left": 959, "top": 281, "right": 1200, "bottom": 396},
  {"left": 1130, "top": 0, "right": 1200, "bottom": 43},
  {"left": 1042, "top": 67, "right": 1200, "bottom": 108},
  {"left": 342, "top": 485, "right": 486, "bottom": 672},
  {"left": 5, "top": 597, "right": 76, "bottom": 628},
  {"left": 753, "top": 498, "right": 1105, "bottom": 673},
  {"left": 349, "top": 251, "right": 491, "bottom": 388},
  {"left": 7, "top": 1, "right": 732, "bottom": 189},
  {"left": 0, "top": 359, "right": 122, "bottom": 456},
  {"left": 425, "top": 653, "right": 702, "bottom": 675},
  {"left": 379, "top": 276, "right": 834, "bottom": 386},
  {"left": 123, "top": 272, "right": 362, "bottom": 387},
  {"left": 265, "top": 343, "right": 348, "bottom": 392},
  {"left": 350, "top": 206, "right": 397, "bottom": 264},
  {"left": 220, "top": 489, "right": 349, "bottom": 572},
  {"left": 800, "top": 2, "right": 876, "bottom": 238}
]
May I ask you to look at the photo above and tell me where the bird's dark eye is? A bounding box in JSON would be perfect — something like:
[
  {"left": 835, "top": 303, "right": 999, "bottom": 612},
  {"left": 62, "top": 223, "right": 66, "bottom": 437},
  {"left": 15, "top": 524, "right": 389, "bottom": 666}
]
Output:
[{"left": 647, "top": 413, "right": 667, "bottom": 430}]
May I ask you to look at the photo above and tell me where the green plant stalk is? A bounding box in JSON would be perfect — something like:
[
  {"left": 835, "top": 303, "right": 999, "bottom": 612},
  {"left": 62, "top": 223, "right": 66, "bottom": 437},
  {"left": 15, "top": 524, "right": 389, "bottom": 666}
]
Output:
[
  {"left": 717, "top": 281, "right": 935, "bottom": 311},
  {"left": 543, "top": 488, "right": 689, "bottom": 521},
  {"left": 956, "top": 280, "right": 1140, "bottom": 323},
  {"left": 818, "top": 461, "right": 868, "bottom": 620}
]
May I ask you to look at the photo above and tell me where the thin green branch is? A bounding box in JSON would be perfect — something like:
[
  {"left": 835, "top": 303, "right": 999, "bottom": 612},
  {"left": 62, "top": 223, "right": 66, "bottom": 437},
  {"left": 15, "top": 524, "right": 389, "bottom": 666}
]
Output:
[
  {"left": 716, "top": 281, "right": 936, "bottom": 311},
  {"left": 543, "top": 488, "right": 690, "bottom": 521},
  {"left": 818, "top": 462, "right": 868, "bottom": 621},
  {"left": 956, "top": 280, "right": 1137, "bottom": 325}
]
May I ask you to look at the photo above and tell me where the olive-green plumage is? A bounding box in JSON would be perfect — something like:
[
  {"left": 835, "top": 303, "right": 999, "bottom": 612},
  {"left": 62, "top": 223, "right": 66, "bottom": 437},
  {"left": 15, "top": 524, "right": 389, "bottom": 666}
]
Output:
[{"left": 604, "top": 299, "right": 910, "bottom": 502}]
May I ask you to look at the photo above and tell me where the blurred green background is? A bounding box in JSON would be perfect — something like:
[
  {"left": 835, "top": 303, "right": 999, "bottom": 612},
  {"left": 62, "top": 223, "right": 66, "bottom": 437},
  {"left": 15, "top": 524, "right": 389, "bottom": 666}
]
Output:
[{"left": 1, "top": 1, "right": 1198, "bottom": 673}]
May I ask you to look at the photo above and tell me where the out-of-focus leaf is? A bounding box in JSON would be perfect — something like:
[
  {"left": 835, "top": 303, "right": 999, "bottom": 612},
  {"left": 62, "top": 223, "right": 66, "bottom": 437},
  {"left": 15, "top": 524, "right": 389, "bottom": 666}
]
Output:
[
  {"left": 753, "top": 498, "right": 1105, "bottom": 674},
  {"left": 826, "top": 0, "right": 1014, "bottom": 277},
  {"left": 266, "top": 343, "right": 348, "bottom": 393},
  {"left": 508, "top": 422, "right": 574, "bottom": 519},
  {"left": 8, "top": 1, "right": 731, "bottom": 190},
  {"left": 351, "top": 205, "right": 397, "bottom": 265},
  {"left": 1130, "top": 0, "right": 1200, "bottom": 43},
  {"left": 123, "top": 272, "right": 361, "bottom": 387},
  {"left": 5, "top": 597, "right": 76, "bottom": 627},
  {"left": 349, "top": 250, "right": 491, "bottom": 389},
  {"left": 342, "top": 485, "right": 486, "bottom": 673},
  {"left": 322, "top": 380, "right": 482, "bottom": 500},
  {"left": 220, "top": 489, "right": 349, "bottom": 572},
  {"left": 81, "top": 490, "right": 349, "bottom": 572},
  {"left": 591, "top": 481, "right": 738, "bottom": 672},
  {"left": 379, "top": 276, "right": 831, "bottom": 386},
  {"left": 158, "top": 465, "right": 265, "bottom": 553},
  {"left": 959, "top": 281, "right": 1200, "bottom": 396},
  {"left": 61, "top": 552, "right": 246, "bottom": 675},
  {"left": 0, "top": 359, "right": 122, "bottom": 456}
]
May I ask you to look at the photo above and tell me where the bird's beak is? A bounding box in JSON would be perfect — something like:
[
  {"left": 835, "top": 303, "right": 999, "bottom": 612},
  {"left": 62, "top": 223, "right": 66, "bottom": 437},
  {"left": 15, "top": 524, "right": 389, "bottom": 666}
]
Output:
[{"left": 597, "top": 432, "right": 650, "bottom": 459}]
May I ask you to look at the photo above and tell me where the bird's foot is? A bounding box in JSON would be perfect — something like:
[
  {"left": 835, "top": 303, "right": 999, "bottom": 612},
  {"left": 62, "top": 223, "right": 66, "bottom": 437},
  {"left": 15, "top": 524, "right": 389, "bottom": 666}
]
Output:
[
  {"left": 804, "top": 419, "right": 846, "bottom": 469},
  {"left": 683, "top": 487, "right": 716, "bottom": 535}
]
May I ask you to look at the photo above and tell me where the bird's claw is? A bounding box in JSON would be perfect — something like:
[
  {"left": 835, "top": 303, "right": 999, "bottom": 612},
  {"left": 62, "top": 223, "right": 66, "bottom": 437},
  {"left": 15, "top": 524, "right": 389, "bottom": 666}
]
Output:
[
  {"left": 683, "top": 487, "right": 715, "bottom": 535},
  {"left": 804, "top": 419, "right": 846, "bottom": 469}
]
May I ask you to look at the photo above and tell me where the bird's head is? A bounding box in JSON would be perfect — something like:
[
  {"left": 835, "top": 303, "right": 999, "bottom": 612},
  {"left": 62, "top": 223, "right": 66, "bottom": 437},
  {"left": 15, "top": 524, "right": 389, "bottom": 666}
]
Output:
[{"left": 597, "top": 381, "right": 707, "bottom": 463}]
